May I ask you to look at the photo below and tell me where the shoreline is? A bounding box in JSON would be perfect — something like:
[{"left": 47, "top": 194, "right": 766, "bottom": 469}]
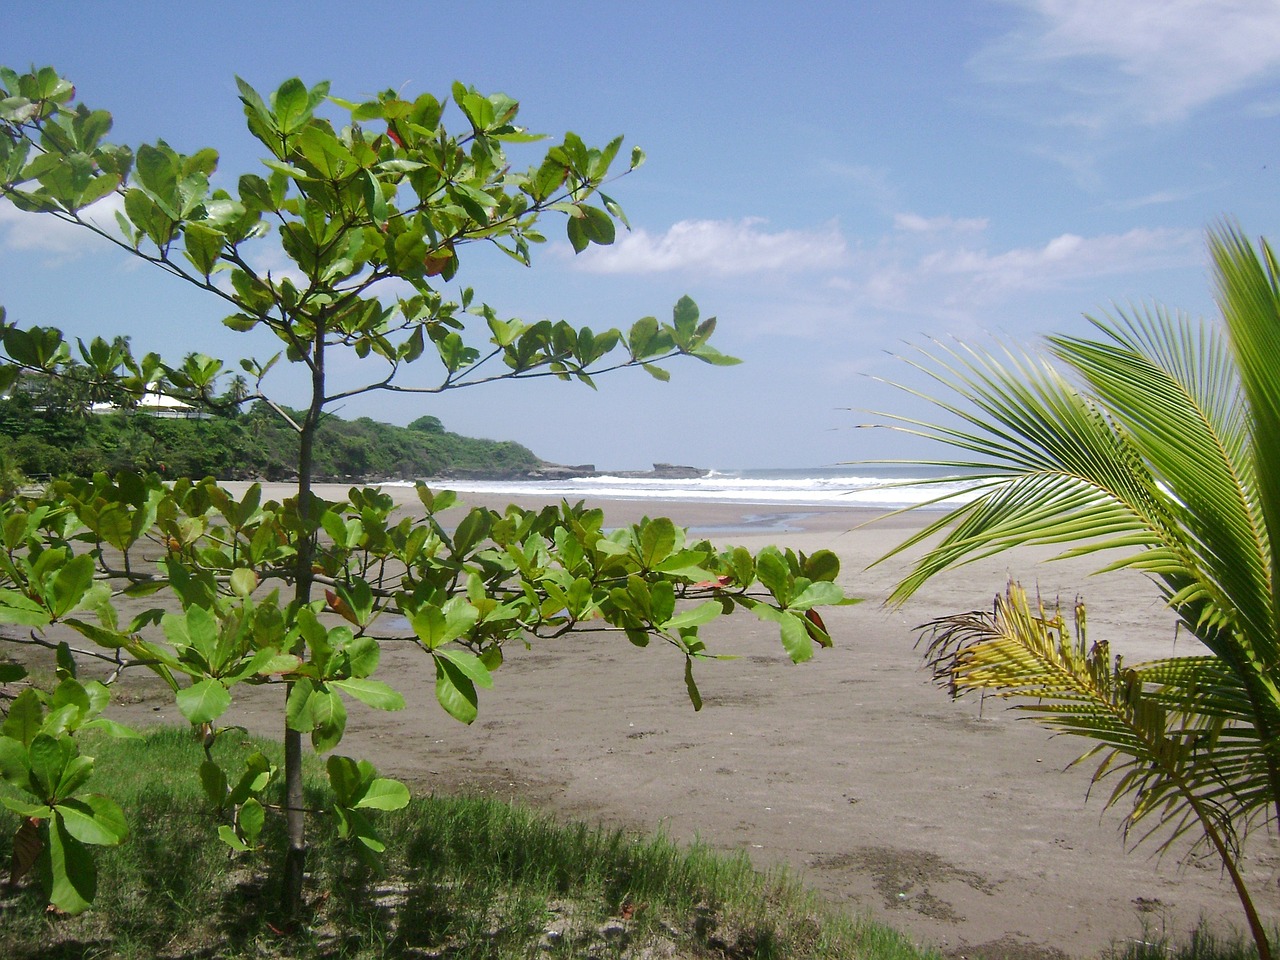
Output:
[{"left": 25, "top": 482, "right": 1262, "bottom": 958}]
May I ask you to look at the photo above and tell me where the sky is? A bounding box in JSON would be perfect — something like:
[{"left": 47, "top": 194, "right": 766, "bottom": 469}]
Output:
[{"left": 2, "top": 0, "right": 1278, "bottom": 470}]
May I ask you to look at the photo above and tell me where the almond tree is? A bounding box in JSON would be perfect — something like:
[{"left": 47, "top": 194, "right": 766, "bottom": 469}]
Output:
[{"left": 0, "top": 66, "right": 851, "bottom": 922}]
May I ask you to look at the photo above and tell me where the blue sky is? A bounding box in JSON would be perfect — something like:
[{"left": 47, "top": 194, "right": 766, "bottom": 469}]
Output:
[{"left": 3, "top": 0, "right": 1278, "bottom": 469}]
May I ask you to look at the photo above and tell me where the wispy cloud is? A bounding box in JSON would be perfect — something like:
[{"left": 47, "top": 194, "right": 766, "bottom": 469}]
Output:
[
  {"left": 894, "top": 213, "right": 989, "bottom": 234},
  {"left": 914, "top": 226, "right": 1201, "bottom": 296},
  {"left": 0, "top": 195, "right": 125, "bottom": 260},
  {"left": 573, "top": 217, "right": 847, "bottom": 276},
  {"left": 978, "top": 0, "right": 1280, "bottom": 126}
]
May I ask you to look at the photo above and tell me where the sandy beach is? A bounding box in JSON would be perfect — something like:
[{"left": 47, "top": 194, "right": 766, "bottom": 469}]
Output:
[{"left": 38, "top": 483, "right": 1279, "bottom": 959}]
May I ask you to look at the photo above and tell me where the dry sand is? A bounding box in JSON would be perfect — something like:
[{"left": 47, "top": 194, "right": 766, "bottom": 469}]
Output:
[{"left": 25, "top": 483, "right": 1280, "bottom": 959}]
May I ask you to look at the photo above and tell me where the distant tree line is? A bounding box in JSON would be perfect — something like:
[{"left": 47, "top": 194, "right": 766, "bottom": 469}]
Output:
[{"left": 0, "top": 388, "right": 541, "bottom": 482}]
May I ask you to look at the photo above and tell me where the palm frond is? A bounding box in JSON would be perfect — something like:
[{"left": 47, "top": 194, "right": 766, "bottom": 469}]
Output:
[
  {"left": 1212, "top": 224, "right": 1280, "bottom": 635},
  {"left": 920, "top": 585, "right": 1266, "bottom": 858}
]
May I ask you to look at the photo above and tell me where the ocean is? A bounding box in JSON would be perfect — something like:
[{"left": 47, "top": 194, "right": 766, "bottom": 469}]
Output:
[{"left": 380, "top": 465, "right": 981, "bottom": 511}]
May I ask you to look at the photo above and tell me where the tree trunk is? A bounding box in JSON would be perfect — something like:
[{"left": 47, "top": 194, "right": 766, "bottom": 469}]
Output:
[{"left": 280, "top": 324, "right": 327, "bottom": 925}]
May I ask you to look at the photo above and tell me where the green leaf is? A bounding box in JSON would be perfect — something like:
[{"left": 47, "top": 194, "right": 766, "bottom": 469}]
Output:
[
  {"left": 44, "top": 815, "right": 95, "bottom": 914},
  {"left": 28, "top": 734, "right": 68, "bottom": 797},
  {"left": 436, "top": 649, "right": 494, "bottom": 689},
  {"left": 684, "top": 657, "right": 703, "bottom": 711},
  {"left": 0, "top": 661, "right": 28, "bottom": 683},
  {"left": 665, "top": 601, "right": 722, "bottom": 631},
  {"left": 200, "top": 759, "right": 228, "bottom": 806},
  {"left": 580, "top": 205, "right": 615, "bottom": 246},
  {"left": 55, "top": 795, "right": 128, "bottom": 846},
  {"left": 218, "top": 824, "right": 251, "bottom": 852},
  {"left": 0, "top": 735, "right": 32, "bottom": 791},
  {"left": 355, "top": 777, "right": 410, "bottom": 811},
  {"left": 238, "top": 797, "right": 265, "bottom": 845},
  {"left": 642, "top": 363, "right": 670, "bottom": 382},
  {"left": 49, "top": 553, "right": 95, "bottom": 618},
  {"left": 0, "top": 588, "right": 51, "bottom": 627},
  {"left": 272, "top": 77, "right": 311, "bottom": 134},
  {"left": 802, "top": 550, "right": 841, "bottom": 583},
  {"left": 566, "top": 213, "right": 589, "bottom": 254},
  {"left": 175, "top": 679, "right": 231, "bottom": 725},
  {"left": 331, "top": 678, "right": 405, "bottom": 711},
  {"left": 434, "top": 656, "right": 479, "bottom": 724},
  {"left": 753, "top": 605, "right": 813, "bottom": 664},
  {"left": 309, "top": 687, "right": 347, "bottom": 752},
  {"left": 183, "top": 222, "right": 223, "bottom": 276},
  {"left": 754, "top": 548, "right": 791, "bottom": 605},
  {"left": 638, "top": 517, "right": 676, "bottom": 568},
  {"left": 3, "top": 690, "right": 44, "bottom": 747},
  {"left": 229, "top": 567, "right": 258, "bottom": 598},
  {"left": 788, "top": 581, "right": 844, "bottom": 611}
]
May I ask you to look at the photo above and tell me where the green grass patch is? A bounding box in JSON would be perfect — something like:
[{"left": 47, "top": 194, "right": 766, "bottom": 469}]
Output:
[{"left": 0, "top": 726, "right": 937, "bottom": 960}]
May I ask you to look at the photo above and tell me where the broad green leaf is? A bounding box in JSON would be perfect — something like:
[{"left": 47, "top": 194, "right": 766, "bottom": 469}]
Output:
[
  {"left": 434, "top": 656, "right": 479, "bottom": 724},
  {"left": 344, "top": 634, "right": 380, "bottom": 677},
  {"left": 0, "top": 735, "right": 32, "bottom": 790},
  {"left": 638, "top": 517, "right": 676, "bottom": 567},
  {"left": 1, "top": 691, "right": 41, "bottom": 752},
  {"left": 331, "top": 678, "right": 405, "bottom": 711},
  {"left": 48, "top": 553, "right": 95, "bottom": 618},
  {"left": 325, "top": 754, "right": 367, "bottom": 806},
  {"left": 754, "top": 548, "right": 791, "bottom": 605},
  {"left": 0, "top": 588, "right": 51, "bottom": 626},
  {"left": 752, "top": 604, "right": 813, "bottom": 663},
  {"left": 788, "top": 581, "right": 845, "bottom": 611},
  {"left": 78, "top": 718, "right": 142, "bottom": 740},
  {"left": 665, "top": 601, "right": 722, "bottom": 631},
  {"left": 218, "top": 824, "right": 250, "bottom": 852},
  {"left": 286, "top": 677, "right": 316, "bottom": 731},
  {"left": 238, "top": 797, "right": 265, "bottom": 845},
  {"left": 184, "top": 222, "right": 223, "bottom": 276},
  {"left": 355, "top": 777, "right": 409, "bottom": 811},
  {"left": 54, "top": 754, "right": 94, "bottom": 799},
  {"left": 28, "top": 733, "right": 68, "bottom": 798},
  {"left": 44, "top": 815, "right": 95, "bottom": 914},
  {"left": 56, "top": 795, "right": 127, "bottom": 846},
  {"left": 436, "top": 649, "right": 494, "bottom": 689},
  {"left": 802, "top": 549, "right": 841, "bottom": 583},
  {"left": 272, "top": 77, "right": 311, "bottom": 134},
  {"left": 0, "top": 795, "right": 51, "bottom": 818},
  {"left": 309, "top": 687, "right": 348, "bottom": 752},
  {"left": 200, "top": 759, "right": 228, "bottom": 805},
  {"left": 229, "top": 567, "right": 258, "bottom": 598},
  {"left": 175, "top": 678, "right": 232, "bottom": 725}
]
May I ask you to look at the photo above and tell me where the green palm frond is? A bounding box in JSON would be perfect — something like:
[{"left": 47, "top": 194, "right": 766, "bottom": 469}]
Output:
[
  {"left": 922, "top": 585, "right": 1264, "bottom": 857},
  {"left": 885, "top": 227, "right": 1280, "bottom": 958}
]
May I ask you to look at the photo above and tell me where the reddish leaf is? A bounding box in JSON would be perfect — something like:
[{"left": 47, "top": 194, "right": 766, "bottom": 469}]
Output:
[{"left": 10, "top": 817, "right": 41, "bottom": 886}]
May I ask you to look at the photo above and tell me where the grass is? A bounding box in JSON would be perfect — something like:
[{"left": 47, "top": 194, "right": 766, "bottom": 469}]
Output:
[
  {"left": 1114, "top": 927, "right": 1273, "bottom": 960},
  {"left": 0, "top": 726, "right": 940, "bottom": 959}
]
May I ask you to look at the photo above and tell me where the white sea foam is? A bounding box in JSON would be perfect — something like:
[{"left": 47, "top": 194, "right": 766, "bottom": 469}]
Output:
[{"left": 379, "top": 467, "right": 984, "bottom": 510}]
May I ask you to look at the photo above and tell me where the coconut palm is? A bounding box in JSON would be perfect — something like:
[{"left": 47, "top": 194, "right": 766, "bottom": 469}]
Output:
[{"left": 878, "top": 224, "right": 1280, "bottom": 959}]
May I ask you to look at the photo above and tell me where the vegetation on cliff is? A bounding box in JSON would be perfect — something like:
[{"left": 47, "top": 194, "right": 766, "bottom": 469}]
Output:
[{"left": 0, "top": 390, "right": 540, "bottom": 481}]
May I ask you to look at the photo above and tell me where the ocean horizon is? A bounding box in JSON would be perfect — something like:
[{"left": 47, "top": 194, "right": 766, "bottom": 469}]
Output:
[{"left": 380, "top": 464, "right": 981, "bottom": 511}]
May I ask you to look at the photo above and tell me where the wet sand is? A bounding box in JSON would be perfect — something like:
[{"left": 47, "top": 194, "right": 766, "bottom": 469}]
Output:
[{"left": 36, "top": 484, "right": 1280, "bottom": 958}]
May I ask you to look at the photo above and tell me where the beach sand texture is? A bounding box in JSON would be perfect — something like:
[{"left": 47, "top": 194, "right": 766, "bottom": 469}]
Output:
[{"left": 41, "top": 484, "right": 1280, "bottom": 959}]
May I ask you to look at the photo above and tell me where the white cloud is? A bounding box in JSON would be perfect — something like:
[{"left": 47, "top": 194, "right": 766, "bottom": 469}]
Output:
[
  {"left": 573, "top": 217, "right": 847, "bottom": 276},
  {"left": 894, "top": 212, "right": 989, "bottom": 234},
  {"left": 981, "top": 0, "right": 1280, "bottom": 125},
  {"left": 0, "top": 194, "right": 125, "bottom": 259},
  {"left": 916, "top": 226, "right": 1201, "bottom": 294}
]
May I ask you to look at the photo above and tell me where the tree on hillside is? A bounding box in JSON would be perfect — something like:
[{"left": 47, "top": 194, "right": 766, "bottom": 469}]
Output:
[
  {"left": 0, "top": 66, "right": 851, "bottom": 926},
  {"left": 877, "top": 225, "right": 1280, "bottom": 960}
]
